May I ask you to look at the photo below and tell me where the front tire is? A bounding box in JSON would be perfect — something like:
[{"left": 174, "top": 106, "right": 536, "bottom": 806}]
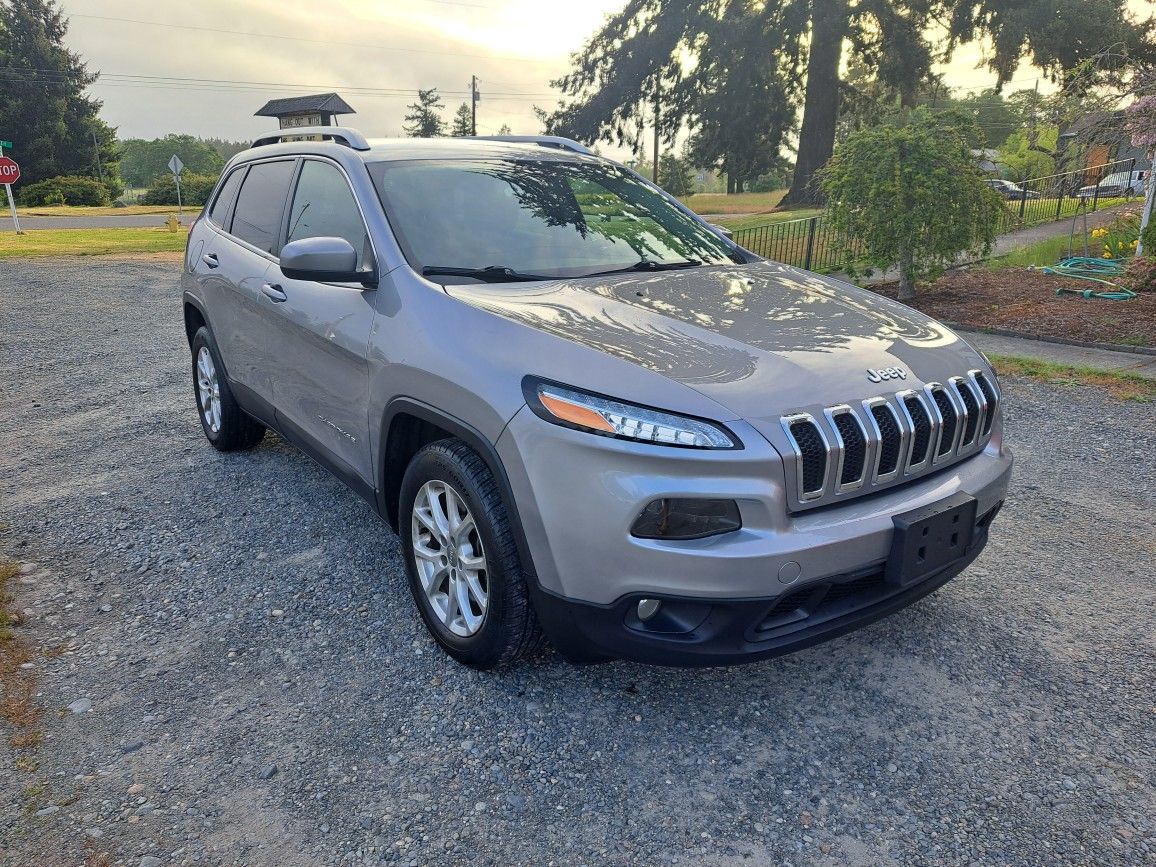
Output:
[
  {"left": 190, "top": 326, "right": 265, "bottom": 452},
  {"left": 399, "top": 440, "right": 542, "bottom": 669}
]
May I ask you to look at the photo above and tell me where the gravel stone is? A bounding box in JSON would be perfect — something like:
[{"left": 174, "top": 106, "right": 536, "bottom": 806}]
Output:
[
  {"left": 67, "top": 698, "right": 92, "bottom": 714},
  {"left": 1, "top": 257, "right": 1153, "bottom": 866}
]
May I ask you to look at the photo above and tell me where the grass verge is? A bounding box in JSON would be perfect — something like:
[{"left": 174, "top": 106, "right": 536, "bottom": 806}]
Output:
[
  {"left": 990, "top": 354, "right": 1155, "bottom": 402},
  {"left": 17, "top": 204, "right": 190, "bottom": 217},
  {"left": 0, "top": 227, "right": 188, "bottom": 258}
]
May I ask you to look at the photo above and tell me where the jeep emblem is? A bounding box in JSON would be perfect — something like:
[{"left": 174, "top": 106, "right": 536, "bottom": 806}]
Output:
[{"left": 866, "top": 366, "right": 907, "bottom": 383}]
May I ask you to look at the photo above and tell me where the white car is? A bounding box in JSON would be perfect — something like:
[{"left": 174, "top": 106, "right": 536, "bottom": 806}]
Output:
[{"left": 1077, "top": 170, "right": 1146, "bottom": 199}]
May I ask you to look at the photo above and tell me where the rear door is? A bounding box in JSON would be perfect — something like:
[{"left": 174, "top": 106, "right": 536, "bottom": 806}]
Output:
[
  {"left": 194, "top": 159, "right": 296, "bottom": 404},
  {"left": 263, "top": 157, "right": 378, "bottom": 484}
]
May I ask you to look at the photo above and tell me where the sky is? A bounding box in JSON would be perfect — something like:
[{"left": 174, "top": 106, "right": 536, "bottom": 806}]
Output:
[{"left": 59, "top": 0, "right": 1150, "bottom": 154}]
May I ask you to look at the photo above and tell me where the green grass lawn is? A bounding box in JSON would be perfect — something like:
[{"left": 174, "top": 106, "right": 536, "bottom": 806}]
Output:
[
  {"left": 712, "top": 208, "right": 825, "bottom": 232},
  {"left": 0, "top": 227, "right": 189, "bottom": 258},
  {"left": 680, "top": 190, "right": 789, "bottom": 215}
]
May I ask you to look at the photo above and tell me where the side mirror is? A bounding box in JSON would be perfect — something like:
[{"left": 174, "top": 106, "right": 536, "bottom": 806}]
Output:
[
  {"left": 280, "top": 236, "right": 375, "bottom": 286},
  {"left": 708, "top": 223, "right": 733, "bottom": 241}
]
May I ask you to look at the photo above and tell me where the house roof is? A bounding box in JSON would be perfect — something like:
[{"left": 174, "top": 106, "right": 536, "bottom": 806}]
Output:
[{"left": 255, "top": 93, "right": 355, "bottom": 118}]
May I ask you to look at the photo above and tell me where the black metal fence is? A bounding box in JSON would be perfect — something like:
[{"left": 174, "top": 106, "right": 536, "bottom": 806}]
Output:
[{"left": 731, "top": 158, "right": 1142, "bottom": 272}]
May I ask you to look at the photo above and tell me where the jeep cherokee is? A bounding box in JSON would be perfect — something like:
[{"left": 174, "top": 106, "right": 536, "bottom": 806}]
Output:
[{"left": 181, "top": 128, "right": 1012, "bottom": 669}]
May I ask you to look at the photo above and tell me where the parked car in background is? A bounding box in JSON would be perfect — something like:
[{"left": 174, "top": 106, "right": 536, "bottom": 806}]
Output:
[
  {"left": 984, "top": 178, "right": 1039, "bottom": 200},
  {"left": 1076, "top": 170, "right": 1146, "bottom": 200}
]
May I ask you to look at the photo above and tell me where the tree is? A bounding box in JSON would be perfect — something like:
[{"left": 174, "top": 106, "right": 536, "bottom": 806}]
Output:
[
  {"left": 997, "top": 125, "right": 1058, "bottom": 180},
  {"left": 119, "top": 135, "right": 225, "bottom": 188},
  {"left": 497, "top": 124, "right": 512, "bottom": 135},
  {"left": 821, "top": 109, "right": 1003, "bottom": 301},
  {"left": 1125, "top": 93, "right": 1156, "bottom": 254},
  {"left": 450, "top": 102, "right": 473, "bottom": 137},
  {"left": 403, "top": 89, "right": 446, "bottom": 138},
  {"left": 657, "top": 150, "right": 694, "bottom": 196},
  {"left": 201, "top": 137, "right": 250, "bottom": 162},
  {"left": 542, "top": 0, "right": 804, "bottom": 195},
  {"left": 0, "top": 0, "right": 120, "bottom": 191}
]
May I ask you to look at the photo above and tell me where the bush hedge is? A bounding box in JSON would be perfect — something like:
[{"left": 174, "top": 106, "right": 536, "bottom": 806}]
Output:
[
  {"left": 19, "top": 175, "right": 110, "bottom": 206},
  {"left": 142, "top": 172, "right": 219, "bottom": 206}
]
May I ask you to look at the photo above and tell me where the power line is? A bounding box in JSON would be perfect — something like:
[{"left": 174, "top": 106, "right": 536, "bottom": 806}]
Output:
[
  {"left": 0, "top": 67, "right": 556, "bottom": 99},
  {"left": 66, "top": 12, "right": 549, "bottom": 64}
]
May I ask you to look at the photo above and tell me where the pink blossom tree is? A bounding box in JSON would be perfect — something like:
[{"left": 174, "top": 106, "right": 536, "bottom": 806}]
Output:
[{"left": 1125, "top": 95, "right": 1156, "bottom": 255}]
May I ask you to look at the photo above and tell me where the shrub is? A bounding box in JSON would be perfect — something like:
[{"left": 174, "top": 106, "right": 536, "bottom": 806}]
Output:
[
  {"left": 1121, "top": 256, "right": 1156, "bottom": 292},
  {"left": 18, "top": 175, "right": 110, "bottom": 206},
  {"left": 820, "top": 108, "right": 1003, "bottom": 300},
  {"left": 142, "top": 172, "right": 219, "bottom": 206}
]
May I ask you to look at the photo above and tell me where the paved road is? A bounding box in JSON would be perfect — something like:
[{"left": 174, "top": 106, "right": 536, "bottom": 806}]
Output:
[
  {"left": 1, "top": 212, "right": 200, "bottom": 230},
  {"left": 1, "top": 257, "right": 1153, "bottom": 866}
]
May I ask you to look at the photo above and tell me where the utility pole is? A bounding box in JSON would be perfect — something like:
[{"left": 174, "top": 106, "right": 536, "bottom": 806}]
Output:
[
  {"left": 470, "top": 75, "right": 479, "bottom": 137},
  {"left": 91, "top": 130, "right": 104, "bottom": 185},
  {"left": 652, "top": 85, "right": 660, "bottom": 184}
]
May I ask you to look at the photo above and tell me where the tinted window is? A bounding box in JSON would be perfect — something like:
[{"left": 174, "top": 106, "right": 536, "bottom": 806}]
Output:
[
  {"left": 230, "top": 160, "right": 295, "bottom": 254},
  {"left": 208, "top": 167, "right": 245, "bottom": 226},
  {"left": 287, "top": 160, "right": 372, "bottom": 269},
  {"left": 369, "top": 159, "right": 740, "bottom": 281}
]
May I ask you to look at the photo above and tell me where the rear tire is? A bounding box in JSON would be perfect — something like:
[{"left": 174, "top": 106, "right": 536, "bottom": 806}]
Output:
[
  {"left": 190, "top": 326, "right": 265, "bottom": 452},
  {"left": 399, "top": 439, "right": 543, "bottom": 669}
]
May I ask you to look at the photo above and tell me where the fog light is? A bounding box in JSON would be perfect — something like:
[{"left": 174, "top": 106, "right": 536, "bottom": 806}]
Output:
[
  {"left": 630, "top": 498, "right": 741, "bottom": 540},
  {"left": 637, "top": 598, "right": 662, "bottom": 621}
]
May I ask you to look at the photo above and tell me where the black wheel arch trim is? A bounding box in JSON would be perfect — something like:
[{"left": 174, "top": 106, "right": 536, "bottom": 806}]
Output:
[{"left": 378, "top": 398, "right": 539, "bottom": 583}]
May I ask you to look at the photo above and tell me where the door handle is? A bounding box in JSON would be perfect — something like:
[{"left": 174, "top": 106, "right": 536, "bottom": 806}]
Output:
[
  {"left": 201, "top": 253, "right": 219, "bottom": 269},
  {"left": 261, "top": 283, "right": 287, "bottom": 303}
]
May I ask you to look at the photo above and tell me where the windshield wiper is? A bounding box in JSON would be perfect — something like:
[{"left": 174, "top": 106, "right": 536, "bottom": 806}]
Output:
[
  {"left": 583, "top": 258, "right": 702, "bottom": 278},
  {"left": 421, "top": 265, "right": 551, "bottom": 283}
]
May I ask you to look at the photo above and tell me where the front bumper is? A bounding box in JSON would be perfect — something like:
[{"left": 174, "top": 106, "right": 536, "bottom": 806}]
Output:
[
  {"left": 495, "top": 404, "right": 1012, "bottom": 665},
  {"left": 530, "top": 509, "right": 997, "bottom": 667}
]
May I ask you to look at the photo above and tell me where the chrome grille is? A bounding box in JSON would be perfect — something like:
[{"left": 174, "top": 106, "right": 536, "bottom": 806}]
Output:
[{"left": 779, "top": 369, "right": 1000, "bottom": 510}]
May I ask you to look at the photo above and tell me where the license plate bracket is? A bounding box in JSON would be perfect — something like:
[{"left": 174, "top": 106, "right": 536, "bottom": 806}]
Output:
[{"left": 885, "top": 492, "right": 977, "bottom": 587}]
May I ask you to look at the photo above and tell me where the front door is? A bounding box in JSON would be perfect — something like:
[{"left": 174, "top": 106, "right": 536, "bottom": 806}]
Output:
[{"left": 262, "top": 158, "right": 378, "bottom": 485}]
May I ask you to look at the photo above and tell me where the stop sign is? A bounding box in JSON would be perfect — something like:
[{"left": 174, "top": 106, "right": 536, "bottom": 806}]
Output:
[{"left": 0, "top": 157, "right": 20, "bottom": 184}]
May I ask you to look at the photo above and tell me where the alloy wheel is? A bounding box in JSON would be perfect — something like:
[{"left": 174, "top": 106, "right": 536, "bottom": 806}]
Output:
[
  {"left": 196, "top": 346, "right": 222, "bottom": 434},
  {"left": 410, "top": 480, "right": 490, "bottom": 637}
]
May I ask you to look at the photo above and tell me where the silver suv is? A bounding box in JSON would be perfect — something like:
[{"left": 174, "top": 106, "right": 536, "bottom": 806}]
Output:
[{"left": 181, "top": 128, "right": 1012, "bottom": 669}]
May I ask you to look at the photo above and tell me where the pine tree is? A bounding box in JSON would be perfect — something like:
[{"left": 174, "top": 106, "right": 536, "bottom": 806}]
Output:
[
  {"left": 402, "top": 89, "right": 447, "bottom": 138},
  {"left": 450, "top": 102, "right": 473, "bottom": 137},
  {"left": 0, "top": 0, "right": 120, "bottom": 191}
]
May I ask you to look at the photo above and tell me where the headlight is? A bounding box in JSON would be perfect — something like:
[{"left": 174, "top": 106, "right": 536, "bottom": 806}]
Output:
[{"left": 524, "top": 379, "right": 739, "bottom": 449}]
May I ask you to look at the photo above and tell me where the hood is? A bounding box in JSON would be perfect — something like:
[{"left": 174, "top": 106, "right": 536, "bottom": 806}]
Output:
[{"left": 446, "top": 261, "right": 986, "bottom": 420}]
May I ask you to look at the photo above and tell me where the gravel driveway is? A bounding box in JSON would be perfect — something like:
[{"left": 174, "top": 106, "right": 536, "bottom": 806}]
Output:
[{"left": 1, "top": 256, "right": 1153, "bottom": 867}]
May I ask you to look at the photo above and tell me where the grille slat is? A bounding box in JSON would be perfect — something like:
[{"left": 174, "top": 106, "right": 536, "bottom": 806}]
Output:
[
  {"left": 870, "top": 404, "right": 902, "bottom": 477},
  {"left": 953, "top": 378, "right": 980, "bottom": 446},
  {"left": 788, "top": 419, "right": 828, "bottom": 496},
  {"left": 931, "top": 387, "right": 958, "bottom": 457},
  {"left": 832, "top": 411, "right": 867, "bottom": 486},
  {"left": 903, "top": 394, "right": 933, "bottom": 467},
  {"left": 974, "top": 372, "right": 997, "bottom": 435},
  {"left": 780, "top": 370, "right": 1000, "bottom": 510}
]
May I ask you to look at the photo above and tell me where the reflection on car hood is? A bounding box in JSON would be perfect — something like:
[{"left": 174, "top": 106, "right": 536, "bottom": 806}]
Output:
[{"left": 446, "top": 261, "right": 986, "bottom": 418}]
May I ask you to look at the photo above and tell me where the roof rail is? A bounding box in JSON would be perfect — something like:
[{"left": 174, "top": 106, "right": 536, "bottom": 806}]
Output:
[
  {"left": 251, "top": 127, "right": 371, "bottom": 151},
  {"left": 466, "top": 135, "right": 594, "bottom": 156}
]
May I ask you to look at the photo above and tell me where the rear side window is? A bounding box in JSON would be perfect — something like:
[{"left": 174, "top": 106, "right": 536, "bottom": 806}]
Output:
[
  {"left": 230, "top": 160, "right": 295, "bottom": 254},
  {"left": 286, "top": 160, "right": 373, "bottom": 269},
  {"left": 208, "top": 167, "right": 245, "bottom": 226}
]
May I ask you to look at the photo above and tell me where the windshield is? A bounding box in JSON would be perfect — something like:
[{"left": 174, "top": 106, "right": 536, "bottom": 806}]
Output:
[
  {"left": 1100, "top": 172, "right": 1132, "bottom": 185},
  {"left": 368, "top": 158, "right": 743, "bottom": 282}
]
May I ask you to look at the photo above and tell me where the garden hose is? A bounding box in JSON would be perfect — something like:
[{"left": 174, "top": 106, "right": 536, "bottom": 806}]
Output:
[{"left": 1034, "top": 256, "right": 1136, "bottom": 301}]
